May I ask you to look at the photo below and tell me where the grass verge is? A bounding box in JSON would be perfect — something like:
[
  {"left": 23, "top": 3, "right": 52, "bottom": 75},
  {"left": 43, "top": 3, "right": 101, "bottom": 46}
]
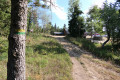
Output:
[
  {"left": 65, "top": 36, "right": 120, "bottom": 65},
  {"left": 0, "top": 33, "right": 72, "bottom": 80}
]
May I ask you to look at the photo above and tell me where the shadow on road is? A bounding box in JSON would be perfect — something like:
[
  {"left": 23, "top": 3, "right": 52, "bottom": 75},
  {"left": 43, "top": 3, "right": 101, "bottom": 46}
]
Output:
[{"left": 52, "top": 35, "right": 88, "bottom": 58}]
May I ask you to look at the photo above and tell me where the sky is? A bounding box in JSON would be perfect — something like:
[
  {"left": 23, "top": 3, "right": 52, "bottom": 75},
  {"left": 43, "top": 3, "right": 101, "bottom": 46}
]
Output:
[{"left": 48, "top": 0, "right": 116, "bottom": 28}]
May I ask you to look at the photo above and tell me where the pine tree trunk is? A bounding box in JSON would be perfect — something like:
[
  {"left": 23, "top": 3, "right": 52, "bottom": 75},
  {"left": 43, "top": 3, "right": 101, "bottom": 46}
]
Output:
[{"left": 7, "top": 0, "right": 27, "bottom": 80}]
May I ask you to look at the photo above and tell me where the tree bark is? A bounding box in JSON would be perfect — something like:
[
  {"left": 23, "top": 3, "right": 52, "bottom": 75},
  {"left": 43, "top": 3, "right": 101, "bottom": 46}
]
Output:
[
  {"left": 102, "top": 31, "right": 110, "bottom": 48},
  {"left": 7, "top": 0, "right": 27, "bottom": 80}
]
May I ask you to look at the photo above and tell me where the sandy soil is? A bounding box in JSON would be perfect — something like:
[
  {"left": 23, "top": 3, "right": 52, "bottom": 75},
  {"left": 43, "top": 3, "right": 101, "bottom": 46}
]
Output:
[{"left": 52, "top": 35, "right": 120, "bottom": 80}]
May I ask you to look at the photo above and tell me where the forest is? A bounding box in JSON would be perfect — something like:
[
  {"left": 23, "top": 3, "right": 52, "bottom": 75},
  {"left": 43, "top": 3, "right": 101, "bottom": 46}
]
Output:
[{"left": 0, "top": 0, "right": 120, "bottom": 80}]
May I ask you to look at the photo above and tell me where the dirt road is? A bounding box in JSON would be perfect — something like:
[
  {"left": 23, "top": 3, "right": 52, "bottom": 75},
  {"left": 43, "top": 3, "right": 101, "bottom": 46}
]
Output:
[{"left": 52, "top": 36, "right": 120, "bottom": 80}]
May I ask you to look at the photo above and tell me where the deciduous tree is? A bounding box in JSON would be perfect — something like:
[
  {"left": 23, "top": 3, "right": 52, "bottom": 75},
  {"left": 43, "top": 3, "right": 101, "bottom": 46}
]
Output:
[
  {"left": 101, "top": 1, "right": 119, "bottom": 47},
  {"left": 87, "top": 5, "right": 103, "bottom": 34}
]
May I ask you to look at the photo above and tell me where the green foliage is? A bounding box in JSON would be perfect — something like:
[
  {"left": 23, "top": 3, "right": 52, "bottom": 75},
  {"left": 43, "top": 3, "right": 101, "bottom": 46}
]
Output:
[
  {"left": 86, "top": 5, "right": 103, "bottom": 34},
  {"left": 27, "top": 7, "right": 44, "bottom": 34},
  {"left": 68, "top": 0, "right": 85, "bottom": 37},
  {"left": 68, "top": 0, "right": 80, "bottom": 20},
  {"left": 77, "top": 16, "right": 85, "bottom": 36},
  {"left": 33, "top": 0, "right": 50, "bottom": 9},
  {"left": 27, "top": 7, "right": 32, "bottom": 32},
  {"left": 27, "top": 0, "right": 52, "bottom": 34},
  {"left": 50, "top": 23, "right": 63, "bottom": 35},
  {"left": 44, "top": 22, "right": 52, "bottom": 33},
  {"left": 88, "top": 5, "right": 101, "bottom": 20},
  {"left": 101, "top": 1, "right": 120, "bottom": 47},
  {"left": 28, "top": 0, "right": 32, "bottom": 3},
  {"left": 0, "top": 0, "right": 11, "bottom": 36}
]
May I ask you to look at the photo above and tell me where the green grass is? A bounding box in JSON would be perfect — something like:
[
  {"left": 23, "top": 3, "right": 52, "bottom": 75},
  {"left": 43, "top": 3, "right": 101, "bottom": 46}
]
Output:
[
  {"left": 65, "top": 36, "right": 120, "bottom": 65},
  {"left": 0, "top": 36, "right": 8, "bottom": 79},
  {"left": 0, "top": 33, "right": 72, "bottom": 80}
]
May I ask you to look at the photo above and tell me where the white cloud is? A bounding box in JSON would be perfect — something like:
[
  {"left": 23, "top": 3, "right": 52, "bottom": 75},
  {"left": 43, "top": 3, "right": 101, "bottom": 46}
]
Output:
[
  {"left": 47, "top": 0, "right": 67, "bottom": 20},
  {"left": 51, "top": 5, "right": 67, "bottom": 20},
  {"left": 83, "top": 9, "right": 89, "bottom": 15}
]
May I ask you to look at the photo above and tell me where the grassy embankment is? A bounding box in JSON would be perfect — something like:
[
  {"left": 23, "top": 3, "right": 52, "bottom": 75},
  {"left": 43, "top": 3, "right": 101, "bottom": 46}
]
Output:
[
  {"left": 65, "top": 36, "right": 120, "bottom": 65},
  {"left": 0, "top": 33, "right": 72, "bottom": 80}
]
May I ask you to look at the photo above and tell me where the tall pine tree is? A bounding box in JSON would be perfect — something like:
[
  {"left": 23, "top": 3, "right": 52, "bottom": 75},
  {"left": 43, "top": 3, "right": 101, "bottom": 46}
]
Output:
[
  {"left": 7, "top": 0, "right": 53, "bottom": 79},
  {"left": 7, "top": 0, "right": 27, "bottom": 79},
  {"left": 68, "top": 0, "right": 85, "bottom": 37}
]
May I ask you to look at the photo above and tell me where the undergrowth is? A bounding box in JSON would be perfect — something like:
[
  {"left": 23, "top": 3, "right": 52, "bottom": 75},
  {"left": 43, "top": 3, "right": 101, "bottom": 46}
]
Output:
[
  {"left": 65, "top": 36, "right": 120, "bottom": 65},
  {"left": 0, "top": 33, "right": 72, "bottom": 80}
]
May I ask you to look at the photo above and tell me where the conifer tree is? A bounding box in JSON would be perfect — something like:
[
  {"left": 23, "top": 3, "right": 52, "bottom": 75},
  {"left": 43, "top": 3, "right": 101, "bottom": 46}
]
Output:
[{"left": 68, "top": 0, "right": 85, "bottom": 37}]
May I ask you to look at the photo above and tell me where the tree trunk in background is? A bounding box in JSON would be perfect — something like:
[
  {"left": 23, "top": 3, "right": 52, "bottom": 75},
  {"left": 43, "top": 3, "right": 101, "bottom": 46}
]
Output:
[
  {"left": 102, "top": 30, "right": 110, "bottom": 48},
  {"left": 7, "top": 0, "right": 27, "bottom": 80},
  {"left": 27, "top": 12, "right": 32, "bottom": 34}
]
